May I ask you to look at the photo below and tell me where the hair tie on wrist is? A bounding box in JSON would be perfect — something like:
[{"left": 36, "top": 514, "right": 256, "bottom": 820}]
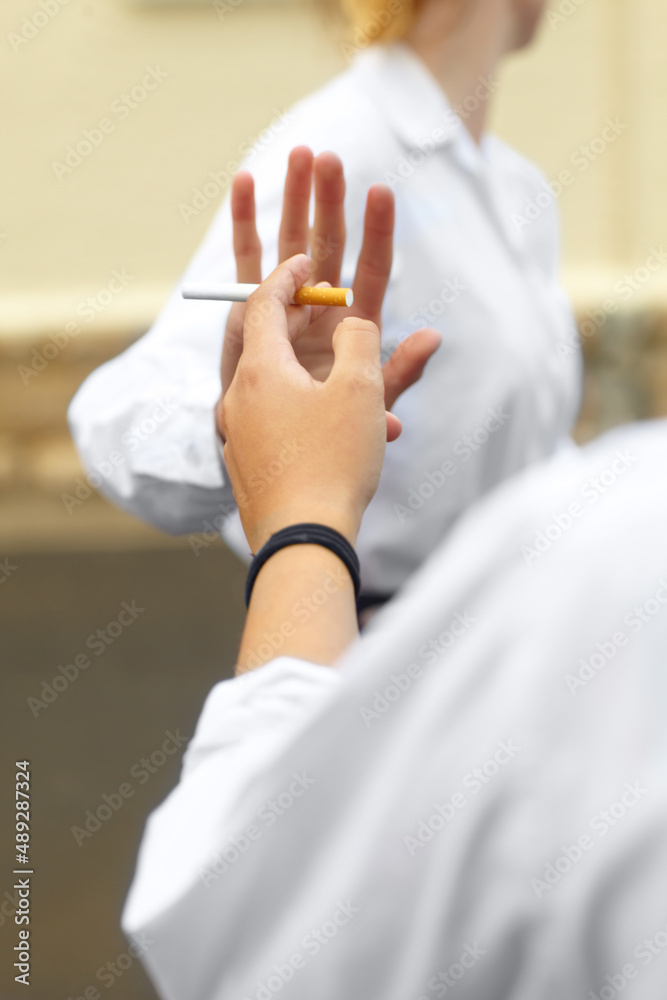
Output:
[{"left": 244, "top": 523, "right": 361, "bottom": 608}]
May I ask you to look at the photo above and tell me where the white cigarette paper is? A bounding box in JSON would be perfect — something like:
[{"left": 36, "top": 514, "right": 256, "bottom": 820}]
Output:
[{"left": 182, "top": 283, "right": 354, "bottom": 307}]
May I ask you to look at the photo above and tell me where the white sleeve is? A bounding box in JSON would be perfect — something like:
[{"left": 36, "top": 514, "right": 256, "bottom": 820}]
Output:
[
  {"left": 121, "top": 658, "right": 342, "bottom": 949},
  {"left": 67, "top": 173, "right": 283, "bottom": 535}
]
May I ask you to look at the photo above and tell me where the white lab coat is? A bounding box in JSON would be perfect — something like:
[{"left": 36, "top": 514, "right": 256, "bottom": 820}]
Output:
[
  {"left": 123, "top": 419, "right": 667, "bottom": 1000},
  {"left": 68, "top": 42, "right": 581, "bottom": 594}
]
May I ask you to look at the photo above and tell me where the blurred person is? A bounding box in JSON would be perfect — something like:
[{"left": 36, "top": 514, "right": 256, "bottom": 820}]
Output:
[
  {"left": 68, "top": 0, "right": 581, "bottom": 611},
  {"left": 123, "top": 256, "right": 667, "bottom": 1000}
]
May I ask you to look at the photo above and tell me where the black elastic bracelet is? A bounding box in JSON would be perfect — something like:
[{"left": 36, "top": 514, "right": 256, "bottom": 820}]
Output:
[
  {"left": 356, "top": 591, "right": 393, "bottom": 615},
  {"left": 244, "top": 523, "right": 361, "bottom": 608}
]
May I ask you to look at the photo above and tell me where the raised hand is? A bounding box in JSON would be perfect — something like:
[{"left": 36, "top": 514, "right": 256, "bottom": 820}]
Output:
[{"left": 218, "top": 145, "right": 441, "bottom": 441}]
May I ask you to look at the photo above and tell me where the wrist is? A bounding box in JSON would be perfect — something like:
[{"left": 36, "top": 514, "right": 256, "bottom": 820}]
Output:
[
  {"left": 238, "top": 542, "right": 359, "bottom": 672},
  {"left": 245, "top": 522, "right": 361, "bottom": 610},
  {"left": 246, "top": 505, "right": 361, "bottom": 554}
]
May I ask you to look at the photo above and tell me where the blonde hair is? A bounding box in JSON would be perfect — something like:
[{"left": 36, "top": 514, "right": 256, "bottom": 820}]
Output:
[{"left": 336, "top": 0, "right": 419, "bottom": 44}]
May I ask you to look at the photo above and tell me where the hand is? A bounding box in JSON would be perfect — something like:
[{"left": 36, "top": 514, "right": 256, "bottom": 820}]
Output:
[
  {"left": 218, "top": 256, "right": 439, "bottom": 555},
  {"left": 217, "top": 146, "right": 441, "bottom": 443}
]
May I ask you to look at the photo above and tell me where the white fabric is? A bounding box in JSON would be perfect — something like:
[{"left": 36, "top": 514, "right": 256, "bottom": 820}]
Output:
[
  {"left": 68, "top": 42, "right": 581, "bottom": 591},
  {"left": 123, "top": 419, "right": 667, "bottom": 1000}
]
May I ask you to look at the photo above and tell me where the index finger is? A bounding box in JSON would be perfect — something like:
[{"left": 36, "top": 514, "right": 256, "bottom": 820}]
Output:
[{"left": 243, "top": 254, "right": 313, "bottom": 360}]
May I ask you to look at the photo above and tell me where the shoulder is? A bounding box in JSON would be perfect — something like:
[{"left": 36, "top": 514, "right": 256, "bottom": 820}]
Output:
[
  {"left": 484, "top": 134, "right": 551, "bottom": 198},
  {"left": 485, "top": 134, "right": 561, "bottom": 274}
]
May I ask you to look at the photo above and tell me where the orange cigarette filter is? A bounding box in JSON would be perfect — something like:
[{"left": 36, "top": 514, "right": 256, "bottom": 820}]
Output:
[{"left": 293, "top": 286, "right": 354, "bottom": 307}]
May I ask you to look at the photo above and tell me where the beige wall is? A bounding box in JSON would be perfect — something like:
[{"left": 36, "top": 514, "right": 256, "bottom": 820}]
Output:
[
  {"left": 3, "top": 0, "right": 667, "bottom": 342},
  {"left": 492, "top": 0, "right": 667, "bottom": 307},
  {"left": 3, "top": 0, "right": 342, "bottom": 337}
]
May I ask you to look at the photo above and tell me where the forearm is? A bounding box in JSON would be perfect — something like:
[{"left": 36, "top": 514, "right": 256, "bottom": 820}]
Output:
[
  {"left": 69, "top": 385, "right": 235, "bottom": 532},
  {"left": 237, "top": 544, "right": 359, "bottom": 673},
  {"left": 68, "top": 327, "right": 235, "bottom": 532}
]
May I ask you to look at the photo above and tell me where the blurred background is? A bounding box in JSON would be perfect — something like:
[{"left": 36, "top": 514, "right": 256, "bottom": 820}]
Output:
[{"left": 1, "top": 0, "right": 666, "bottom": 995}]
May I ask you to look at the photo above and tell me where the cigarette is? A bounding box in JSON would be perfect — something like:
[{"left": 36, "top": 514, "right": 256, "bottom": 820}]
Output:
[{"left": 181, "top": 283, "right": 354, "bottom": 307}]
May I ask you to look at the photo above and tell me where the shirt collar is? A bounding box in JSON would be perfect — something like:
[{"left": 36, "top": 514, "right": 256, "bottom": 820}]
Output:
[{"left": 352, "top": 41, "right": 486, "bottom": 174}]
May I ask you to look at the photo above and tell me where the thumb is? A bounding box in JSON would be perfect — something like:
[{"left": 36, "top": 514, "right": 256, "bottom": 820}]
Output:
[
  {"left": 330, "top": 316, "right": 383, "bottom": 385},
  {"left": 382, "top": 328, "right": 442, "bottom": 410}
]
